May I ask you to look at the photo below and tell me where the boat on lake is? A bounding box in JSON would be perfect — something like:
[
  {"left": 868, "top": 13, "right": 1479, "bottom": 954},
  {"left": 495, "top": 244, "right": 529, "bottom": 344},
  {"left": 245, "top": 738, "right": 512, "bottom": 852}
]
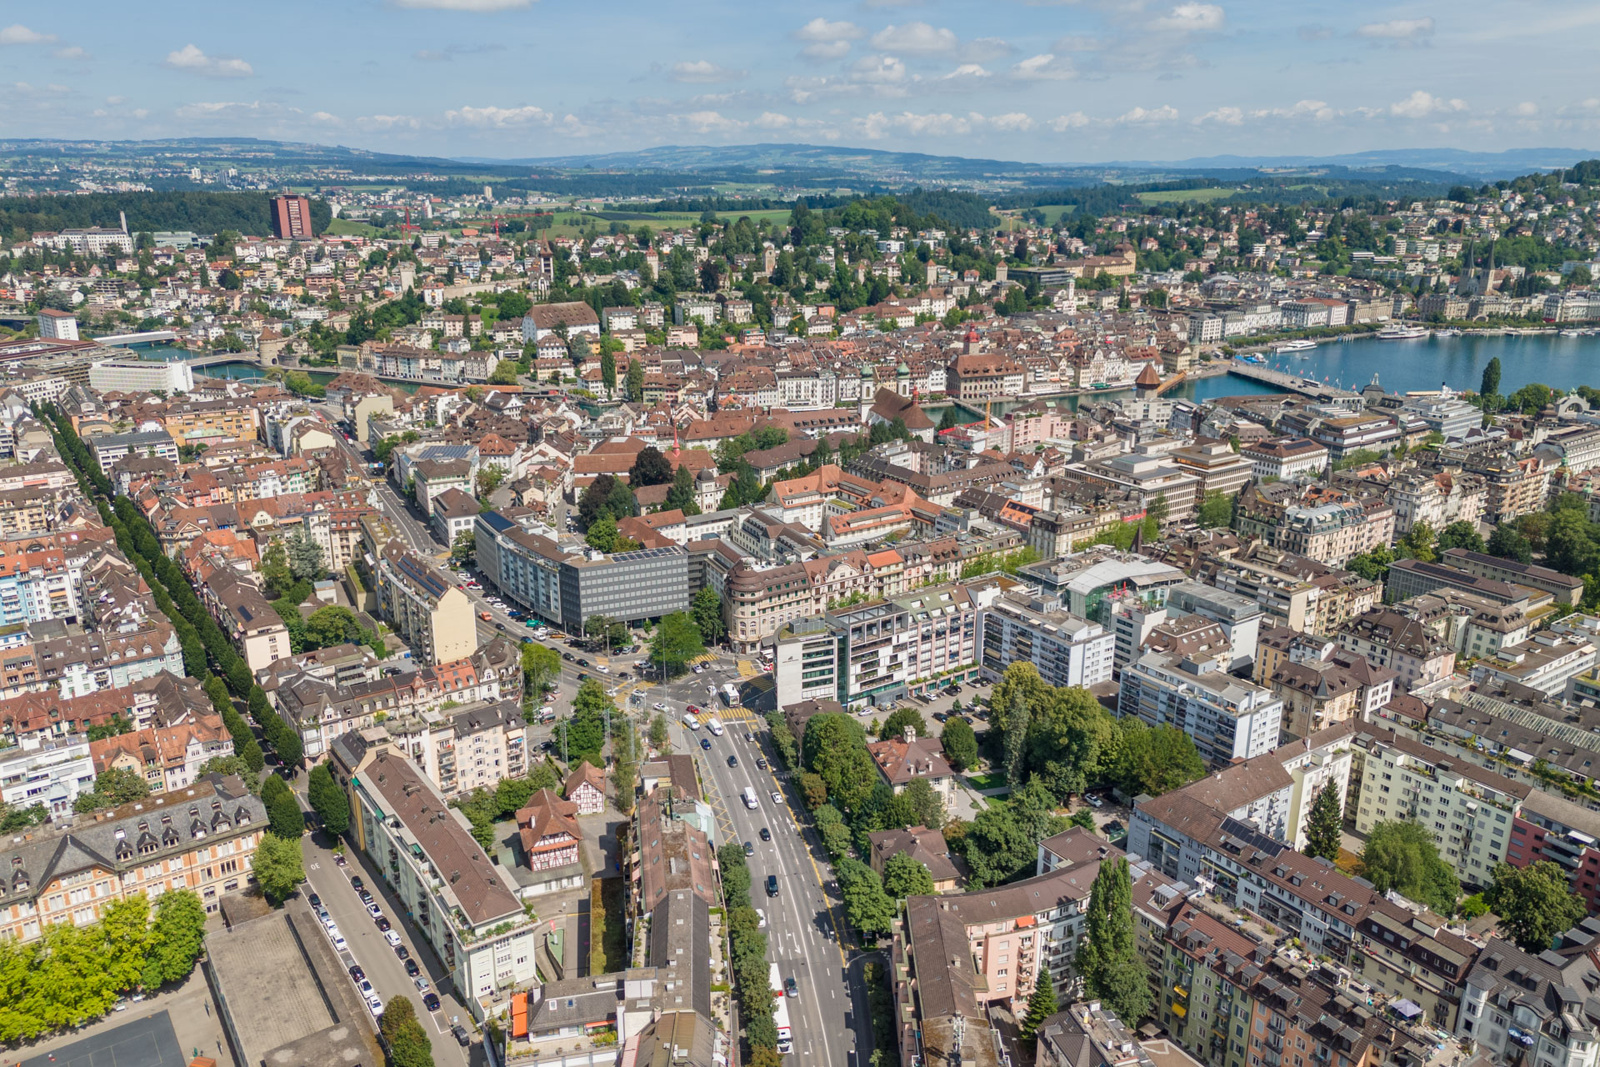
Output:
[{"left": 1375, "top": 324, "right": 1430, "bottom": 340}]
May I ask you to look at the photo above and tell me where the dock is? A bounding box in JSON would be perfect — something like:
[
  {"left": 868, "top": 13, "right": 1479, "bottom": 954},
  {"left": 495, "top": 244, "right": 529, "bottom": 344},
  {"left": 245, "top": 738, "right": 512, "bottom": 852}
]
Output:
[{"left": 1226, "top": 359, "right": 1361, "bottom": 401}]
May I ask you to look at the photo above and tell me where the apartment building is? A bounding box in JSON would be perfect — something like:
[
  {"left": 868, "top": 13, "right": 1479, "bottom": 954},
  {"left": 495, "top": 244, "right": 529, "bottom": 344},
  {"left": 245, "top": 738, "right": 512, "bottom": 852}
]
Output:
[
  {"left": 1167, "top": 439, "right": 1255, "bottom": 500},
  {"left": 1383, "top": 558, "right": 1533, "bottom": 608},
  {"left": 198, "top": 568, "right": 291, "bottom": 673},
  {"left": 0, "top": 542, "right": 81, "bottom": 626},
  {"left": 1505, "top": 790, "right": 1600, "bottom": 915},
  {"left": 376, "top": 540, "right": 475, "bottom": 665},
  {"left": 0, "top": 773, "right": 266, "bottom": 941},
  {"left": 1118, "top": 651, "right": 1284, "bottom": 767},
  {"left": 380, "top": 700, "right": 528, "bottom": 798},
  {"left": 1383, "top": 470, "right": 1485, "bottom": 536},
  {"left": 1476, "top": 457, "right": 1553, "bottom": 525},
  {"left": 90, "top": 716, "right": 233, "bottom": 795},
  {"left": 1457, "top": 930, "right": 1600, "bottom": 1067},
  {"left": 1393, "top": 589, "right": 1530, "bottom": 660},
  {"left": 1439, "top": 548, "right": 1585, "bottom": 608},
  {"left": 0, "top": 734, "right": 96, "bottom": 815},
  {"left": 1337, "top": 610, "right": 1457, "bottom": 692},
  {"left": 979, "top": 589, "right": 1115, "bottom": 688},
  {"left": 1260, "top": 635, "right": 1396, "bottom": 740},
  {"left": 1241, "top": 438, "right": 1329, "bottom": 482},
  {"left": 1349, "top": 726, "right": 1530, "bottom": 887},
  {"left": 773, "top": 581, "right": 998, "bottom": 709},
  {"left": 1467, "top": 632, "right": 1598, "bottom": 697},
  {"left": 336, "top": 749, "right": 538, "bottom": 1021}
]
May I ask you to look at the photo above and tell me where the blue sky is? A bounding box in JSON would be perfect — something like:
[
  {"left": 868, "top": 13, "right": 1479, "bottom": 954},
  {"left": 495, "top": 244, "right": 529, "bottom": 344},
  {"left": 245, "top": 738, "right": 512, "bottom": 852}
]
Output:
[{"left": 4, "top": 0, "right": 1599, "bottom": 163}]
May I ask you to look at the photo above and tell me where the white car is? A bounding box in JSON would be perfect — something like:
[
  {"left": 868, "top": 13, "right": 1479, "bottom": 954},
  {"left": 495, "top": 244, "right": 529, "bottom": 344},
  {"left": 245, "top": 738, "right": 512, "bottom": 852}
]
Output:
[
  {"left": 653, "top": 702, "right": 668, "bottom": 711},
  {"left": 770, "top": 791, "right": 783, "bottom": 805},
  {"left": 537, "top": 705, "right": 555, "bottom": 718},
  {"left": 333, "top": 934, "right": 349, "bottom": 952},
  {"left": 384, "top": 930, "right": 403, "bottom": 947},
  {"left": 325, "top": 922, "right": 341, "bottom": 939},
  {"left": 357, "top": 979, "right": 375, "bottom": 998},
  {"left": 755, "top": 908, "right": 766, "bottom": 929},
  {"left": 414, "top": 976, "right": 431, "bottom": 993},
  {"left": 367, "top": 995, "right": 384, "bottom": 1018},
  {"left": 366, "top": 902, "right": 383, "bottom": 918},
  {"left": 692, "top": 664, "right": 704, "bottom": 673}
]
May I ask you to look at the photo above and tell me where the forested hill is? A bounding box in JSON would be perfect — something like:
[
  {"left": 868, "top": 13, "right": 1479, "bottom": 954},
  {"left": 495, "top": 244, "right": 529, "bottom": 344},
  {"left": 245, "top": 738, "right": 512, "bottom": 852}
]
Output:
[{"left": 0, "top": 192, "right": 332, "bottom": 242}]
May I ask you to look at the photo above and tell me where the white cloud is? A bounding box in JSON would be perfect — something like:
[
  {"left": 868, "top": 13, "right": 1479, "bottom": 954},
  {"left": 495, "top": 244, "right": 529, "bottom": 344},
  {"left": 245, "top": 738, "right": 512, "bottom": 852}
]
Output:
[
  {"left": 164, "top": 44, "right": 253, "bottom": 78},
  {"left": 1011, "top": 53, "right": 1076, "bottom": 80},
  {"left": 755, "top": 112, "right": 794, "bottom": 129},
  {"left": 1513, "top": 101, "right": 1539, "bottom": 116},
  {"left": 677, "top": 110, "right": 746, "bottom": 134},
  {"left": 1194, "top": 106, "right": 1243, "bottom": 125},
  {"left": 1151, "top": 3, "right": 1224, "bottom": 32},
  {"left": 1114, "top": 104, "right": 1179, "bottom": 124},
  {"left": 445, "top": 104, "right": 554, "bottom": 126},
  {"left": 869, "top": 21, "right": 957, "bottom": 54},
  {"left": 940, "top": 64, "right": 992, "bottom": 80},
  {"left": 1356, "top": 17, "right": 1434, "bottom": 39},
  {"left": 1388, "top": 90, "right": 1466, "bottom": 118},
  {"left": 174, "top": 100, "right": 270, "bottom": 119},
  {"left": 310, "top": 111, "right": 341, "bottom": 123},
  {"left": 852, "top": 110, "right": 1036, "bottom": 138},
  {"left": 53, "top": 45, "right": 87, "bottom": 60},
  {"left": 794, "top": 17, "right": 863, "bottom": 59},
  {"left": 0, "top": 25, "right": 56, "bottom": 45},
  {"left": 962, "top": 37, "right": 1014, "bottom": 61},
  {"left": 359, "top": 114, "right": 423, "bottom": 129},
  {"left": 392, "top": 0, "right": 532, "bottom": 9},
  {"left": 670, "top": 60, "right": 745, "bottom": 83},
  {"left": 851, "top": 54, "right": 908, "bottom": 84},
  {"left": 1049, "top": 112, "right": 1090, "bottom": 131}
]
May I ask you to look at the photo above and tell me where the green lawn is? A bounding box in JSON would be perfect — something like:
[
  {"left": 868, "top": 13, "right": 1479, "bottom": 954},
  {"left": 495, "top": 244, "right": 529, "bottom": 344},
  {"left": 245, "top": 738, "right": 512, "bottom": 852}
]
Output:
[
  {"left": 325, "top": 218, "right": 381, "bottom": 237},
  {"left": 591, "top": 877, "right": 629, "bottom": 974},
  {"left": 1135, "top": 187, "right": 1239, "bottom": 204},
  {"left": 965, "top": 772, "right": 1008, "bottom": 790}
]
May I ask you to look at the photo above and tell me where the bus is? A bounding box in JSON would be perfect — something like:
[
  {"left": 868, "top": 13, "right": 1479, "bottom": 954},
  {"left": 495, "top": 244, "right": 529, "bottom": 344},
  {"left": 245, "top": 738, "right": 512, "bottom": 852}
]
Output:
[
  {"left": 769, "top": 964, "right": 793, "bottom": 1055},
  {"left": 723, "top": 683, "right": 741, "bottom": 708}
]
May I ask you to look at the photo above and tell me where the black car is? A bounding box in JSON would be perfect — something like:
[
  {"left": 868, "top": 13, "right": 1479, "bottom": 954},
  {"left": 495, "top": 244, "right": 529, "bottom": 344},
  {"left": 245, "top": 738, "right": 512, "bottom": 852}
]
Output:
[
  {"left": 562, "top": 652, "right": 574, "bottom": 661},
  {"left": 359, "top": 890, "right": 374, "bottom": 905},
  {"left": 495, "top": 622, "right": 506, "bottom": 631},
  {"left": 577, "top": 658, "right": 589, "bottom": 668},
  {"left": 395, "top": 945, "right": 411, "bottom": 961},
  {"left": 932, "top": 712, "right": 948, "bottom": 723},
  {"left": 743, "top": 841, "right": 755, "bottom": 856},
  {"left": 376, "top": 916, "right": 391, "bottom": 932},
  {"left": 349, "top": 964, "right": 365, "bottom": 982},
  {"left": 577, "top": 673, "right": 589, "bottom": 683},
  {"left": 308, "top": 892, "right": 321, "bottom": 908},
  {"left": 423, "top": 993, "right": 441, "bottom": 1012},
  {"left": 351, "top": 876, "right": 365, "bottom": 892},
  {"left": 452, "top": 1024, "right": 471, "bottom": 1047},
  {"left": 700, "top": 738, "right": 712, "bottom": 750},
  {"left": 766, "top": 875, "right": 779, "bottom": 898},
  {"left": 759, "top": 828, "right": 771, "bottom": 842},
  {"left": 405, "top": 959, "right": 421, "bottom": 977},
  {"left": 755, "top": 757, "right": 768, "bottom": 770},
  {"left": 727, "top": 755, "right": 738, "bottom": 768}
]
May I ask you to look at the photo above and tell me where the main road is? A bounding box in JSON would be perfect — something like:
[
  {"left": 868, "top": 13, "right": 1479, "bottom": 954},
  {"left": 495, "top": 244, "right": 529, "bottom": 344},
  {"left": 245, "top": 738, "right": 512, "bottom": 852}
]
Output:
[{"left": 660, "top": 689, "right": 869, "bottom": 1067}]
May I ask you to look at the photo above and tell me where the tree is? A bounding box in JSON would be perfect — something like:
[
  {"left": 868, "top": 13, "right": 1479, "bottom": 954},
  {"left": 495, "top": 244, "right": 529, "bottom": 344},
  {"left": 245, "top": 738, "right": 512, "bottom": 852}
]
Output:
[
  {"left": 143, "top": 890, "right": 208, "bottom": 989},
  {"left": 558, "top": 681, "right": 611, "bottom": 765},
  {"left": 254, "top": 833, "right": 306, "bottom": 905},
  {"left": 802, "top": 713, "right": 878, "bottom": 814},
  {"left": 993, "top": 661, "right": 1050, "bottom": 786},
  {"left": 1397, "top": 520, "right": 1437, "bottom": 563},
  {"left": 878, "top": 706, "right": 928, "bottom": 742},
  {"left": 521, "top": 642, "right": 560, "bottom": 694},
  {"left": 882, "top": 853, "right": 935, "bottom": 899},
  {"left": 262, "top": 775, "right": 305, "bottom": 839},
  {"left": 1486, "top": 861, "right": 1587, "bottom": 952},
  {"left": 1303, "top": 783, "right": 1343, "bottom": 862},
  {"left": 691, "top": 586, "right": 726, "bottom": 646},
  {"left": 1076, "top": 857, "right": 1150, "bottom": 1024},
  {"left": 1437, "top": 520, "right": 1485, "bottom": 554},
  {"left": 285, "top": 526, "right": 325, "bottom": 580},
  {"left": 450, "top": 529, "right": 476, "bottom": 567},
  {"left": 1196, "top": 491, "right": 1233, "bottom": 529},
  {"left": 1488, "top": 524, "right": 1534, "bottom": 564},
  {"left": 941, "top": 716, "right": 978, "bottom": 771},
  {"left": 1112, "top": 721, "right": 1206, "bottom": 797},
  {"left": 629, "top": 446, "right": 673, "bottom": 487},
  {"left": 1480, "top": 357, "right": 1502, "bottom": 399},
  {"left": 1361, "top": 820, "right": 1459, "bottom": 914},
  {"left": 626, "top": 358, "right": 645, "bottom": 403},
  {"left": 649, "top": 612, "right": 706, "bottom": 677},
  {"left": 487, "top": 362, "right": 521, "bottom": 386},
  {"left": 586, "top": 513, "right": 619, "bottom": 553},
  {"left": 1345, "top": 545, "right": 1395, "bottom": 583},
  {"left": 1019, "top": 964, "right": 1059, "bottom": 1043},
  {"left": 379, "top": 994, "right": 437, "bottom": 1067},
  {"left": 649, "top": 714, "right": 671, "bottom": 751},
  {"left": 307, "top": 763, "right": 351, "bottom": 836},
  {"left": 601, "top": 347, "right": 617, "bottom": 396},
  {"left": 665, "top": 463, "right": 701, "bottom": 516},
  {"left": 840, "top": 864, "right": 897, "bottom": 941},
  {"left": 475, "top": 467, "right": 505, "bottom": 498},
  {"left": 73, "top": 767, "right": 150, "bottom": 813},
  {"left": 814, "top": 803, "right": 853, "bottom": 858}
]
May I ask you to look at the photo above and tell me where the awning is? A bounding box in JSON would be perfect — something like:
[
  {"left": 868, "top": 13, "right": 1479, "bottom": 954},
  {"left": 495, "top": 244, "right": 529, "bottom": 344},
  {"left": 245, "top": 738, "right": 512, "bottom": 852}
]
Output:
[{"left": 1390, "top": 999, "right": 1423, "bottom": 1020}]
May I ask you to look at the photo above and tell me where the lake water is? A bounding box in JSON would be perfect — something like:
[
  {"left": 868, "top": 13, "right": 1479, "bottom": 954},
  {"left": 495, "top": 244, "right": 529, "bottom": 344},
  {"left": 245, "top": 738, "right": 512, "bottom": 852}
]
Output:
[{"left": 1255, "top": 332, "right": 1600, "bottom": 397}]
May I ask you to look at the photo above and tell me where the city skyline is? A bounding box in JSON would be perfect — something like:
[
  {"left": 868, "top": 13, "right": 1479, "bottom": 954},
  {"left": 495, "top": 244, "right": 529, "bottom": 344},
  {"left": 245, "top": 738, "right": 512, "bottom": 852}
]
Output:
[{"left": 4, "top": 0, "right": 1600, "bottom": 162}]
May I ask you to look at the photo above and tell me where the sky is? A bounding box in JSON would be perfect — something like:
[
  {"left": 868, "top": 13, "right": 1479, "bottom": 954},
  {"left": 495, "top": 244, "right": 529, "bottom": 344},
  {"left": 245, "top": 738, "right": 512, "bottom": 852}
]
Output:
[{"left": 4, "top": 0, "right": 1600, "bottom": 164}]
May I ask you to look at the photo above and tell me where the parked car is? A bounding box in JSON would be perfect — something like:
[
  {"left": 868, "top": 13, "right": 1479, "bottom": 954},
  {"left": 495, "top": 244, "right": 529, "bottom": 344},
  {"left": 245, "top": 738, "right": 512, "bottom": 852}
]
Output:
[
  {"left": 452, "top": 1024, "right": 471, "bottom": 1046},
  {"left": 384, "top": 930, "right": 402, "bottom": 947},
  {"left": 405, "top": 959, "right": 421, "bottom": 977},
  {"left": 366, "top": 902, "right": 382, "bottom": 918},
  {"left": 366, "top": 995, "right": 383, "bottom": 1018},
  {"left": 376, "top": 916, "right": 391, "bottom": 932},
  {"left": 423, "top": 993, "right": 441, "bottom": 1012},
  {"left": 349, "top": 965, "right": 365, "bottom": 981},
  {"left": 351, "top": 876, "right": 364, "bottom": 891},
  {"left": 307, "top": 893, "right": 321, "bottom": 908},
  {"left": 395, "top": 945, "right": 410, "bottom": 961}
]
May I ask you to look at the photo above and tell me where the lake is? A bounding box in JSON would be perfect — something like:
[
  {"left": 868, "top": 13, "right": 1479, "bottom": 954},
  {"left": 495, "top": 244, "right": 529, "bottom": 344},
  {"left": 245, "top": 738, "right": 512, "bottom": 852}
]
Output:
[{"left": 1255, "top": 332, "right": 1600, "bottom": 397}]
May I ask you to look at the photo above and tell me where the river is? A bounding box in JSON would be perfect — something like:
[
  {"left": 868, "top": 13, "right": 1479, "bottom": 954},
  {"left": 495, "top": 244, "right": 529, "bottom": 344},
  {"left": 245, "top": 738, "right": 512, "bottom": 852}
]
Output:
[{"left": 1254, "top": 331, "right": 1600, "bottom": 397}]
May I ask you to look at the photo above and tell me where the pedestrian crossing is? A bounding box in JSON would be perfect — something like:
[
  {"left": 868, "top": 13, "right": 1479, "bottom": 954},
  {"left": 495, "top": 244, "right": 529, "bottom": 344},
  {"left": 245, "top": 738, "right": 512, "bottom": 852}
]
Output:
[{"left": 695, "top": 706, "right": 759, "bottom": 724}]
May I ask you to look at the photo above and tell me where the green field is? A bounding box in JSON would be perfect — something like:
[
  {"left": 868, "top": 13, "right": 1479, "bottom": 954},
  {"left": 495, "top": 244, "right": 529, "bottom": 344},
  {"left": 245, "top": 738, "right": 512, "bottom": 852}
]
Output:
[
  {"left": 325, "top": 218, "right": 381, "bottom": 237},
  {"left": 998, "top": 205, "right": 1076, "bottom": 230},
  {"left": 1134, "top": 187, "right": 1239, "bottom": 204}
]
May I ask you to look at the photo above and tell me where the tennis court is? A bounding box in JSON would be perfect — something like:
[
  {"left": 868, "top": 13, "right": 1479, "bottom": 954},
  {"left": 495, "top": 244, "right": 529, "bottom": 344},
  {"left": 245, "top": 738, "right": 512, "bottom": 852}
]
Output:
[{"left": 19, "top": 1012, "right": 188, "bottom": 1067}]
